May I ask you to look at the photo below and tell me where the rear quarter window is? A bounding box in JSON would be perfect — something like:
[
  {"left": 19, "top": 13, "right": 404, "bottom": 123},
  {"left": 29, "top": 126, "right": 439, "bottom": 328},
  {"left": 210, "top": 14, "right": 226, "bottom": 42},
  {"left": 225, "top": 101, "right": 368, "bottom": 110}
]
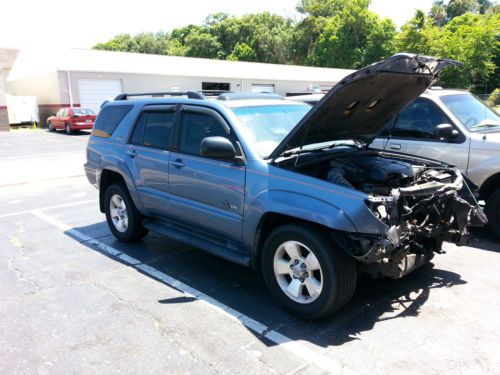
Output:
[{"left": 92, "top": 105, "right": 133, "bottom": 138}]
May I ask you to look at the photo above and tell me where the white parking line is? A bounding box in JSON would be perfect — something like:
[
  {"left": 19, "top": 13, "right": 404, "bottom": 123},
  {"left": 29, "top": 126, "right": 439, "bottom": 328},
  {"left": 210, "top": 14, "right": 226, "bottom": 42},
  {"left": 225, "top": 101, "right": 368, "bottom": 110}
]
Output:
[
  {"left": 0, "top": 199, "right": 98, "bottom": 219},
  {"left": 31, "top": 209, "right": 342, "bottom": 373},
  {"left": 0, "top": 150, "right": 83, "bottom": 161}
]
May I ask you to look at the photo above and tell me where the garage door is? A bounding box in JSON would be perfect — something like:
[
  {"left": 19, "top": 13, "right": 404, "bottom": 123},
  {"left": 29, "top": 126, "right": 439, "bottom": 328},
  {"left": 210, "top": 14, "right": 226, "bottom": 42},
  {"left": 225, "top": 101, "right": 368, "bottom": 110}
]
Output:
[{"left": 78, "top": 79, "right": 123, "bottom": 113}]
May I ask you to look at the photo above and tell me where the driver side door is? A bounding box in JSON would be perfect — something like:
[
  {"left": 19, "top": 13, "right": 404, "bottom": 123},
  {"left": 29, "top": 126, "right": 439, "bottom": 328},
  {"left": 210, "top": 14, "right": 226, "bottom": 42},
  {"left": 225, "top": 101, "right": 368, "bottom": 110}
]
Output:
[{"left": 168, "top": 105, "right": 246, "bottom": 243}]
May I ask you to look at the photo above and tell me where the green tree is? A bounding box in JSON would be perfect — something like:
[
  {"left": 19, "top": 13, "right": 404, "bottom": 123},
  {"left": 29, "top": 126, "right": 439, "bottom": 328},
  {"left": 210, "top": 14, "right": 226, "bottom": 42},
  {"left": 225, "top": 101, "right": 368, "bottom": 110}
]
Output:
[
  {"left": 478, "top": 0, "right": 493, "bottom": 13},
  {"left": 397, "top": 10, "right": 439, "bottom": 54},
  {"left": 91, "top": 0, "right": 498, "bottom": 94},
  {"left": 94, "top": 34, "right": 137, "bottom": 52},
  {"left": 289, "top": 16, "right": 326, "bottom": 65},
  {"left": 429, "top": 2, "right": 447, "bottom": 26},
  {"left": 132, "top": 32, "right": 169, "bottom": 55},
  {"left": 309, "top": 3, "right": 396, "bottom": 68},
  {"left": 398, "top": 9, "right": 499, "bottom": 93},
  {"left": 429, "top": 0, "right": 493, "bottom": 25},
  {"left": 446, "top": 0, "right": 480, "bottom": 19},
  {"left": 438, "top": 12, "right": 499, "bottom": 92},
  {"left": 207, "top": 12, "right": 292, "bottom": 63},
  {"left": 165, "top": 39, "right": 188, "bottom": 56},
  {"left": 184, "top": 30, "right": 222, "bottom": 59},
  {"left": 296, "top": 0, "right": 370, "bottom": 17},
  {"left": 93, "top": 32, "right": 169, "bottom": 55},
  {"left": 227, "top": 43, "right": 256, "bottom": 61}
]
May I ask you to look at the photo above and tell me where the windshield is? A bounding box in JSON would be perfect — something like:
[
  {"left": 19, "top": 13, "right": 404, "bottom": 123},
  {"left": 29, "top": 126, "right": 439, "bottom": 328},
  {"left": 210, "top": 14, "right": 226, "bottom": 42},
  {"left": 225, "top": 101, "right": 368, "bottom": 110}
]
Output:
[
  {"left": 232, "top": 104, "right": 311, "bottom": 157},
  {"left": 73, "top": 108, "right": 95, "bottom": 116},
  {"left": 440, "top": 94, "right": 500, "bottom": 131}
]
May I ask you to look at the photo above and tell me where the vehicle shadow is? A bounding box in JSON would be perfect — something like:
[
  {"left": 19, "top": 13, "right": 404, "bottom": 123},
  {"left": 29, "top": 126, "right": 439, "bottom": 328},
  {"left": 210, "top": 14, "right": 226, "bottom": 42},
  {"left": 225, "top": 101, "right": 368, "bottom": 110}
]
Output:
[
  {"left": 470, "top": 227, "right": 500, "bottom": 252},
  {"left": 46, "top": 129, "right": 91, "bottom": 136},
  {"left": 68, "top": 222, "right": 467, "bottom": 348}
]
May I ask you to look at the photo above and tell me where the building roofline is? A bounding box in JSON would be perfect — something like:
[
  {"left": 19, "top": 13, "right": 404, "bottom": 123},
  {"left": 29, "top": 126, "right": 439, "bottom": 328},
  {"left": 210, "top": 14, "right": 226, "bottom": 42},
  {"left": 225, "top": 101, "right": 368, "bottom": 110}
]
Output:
[{"left": 8, "top": 48, "right": 354, "bottom": 83}]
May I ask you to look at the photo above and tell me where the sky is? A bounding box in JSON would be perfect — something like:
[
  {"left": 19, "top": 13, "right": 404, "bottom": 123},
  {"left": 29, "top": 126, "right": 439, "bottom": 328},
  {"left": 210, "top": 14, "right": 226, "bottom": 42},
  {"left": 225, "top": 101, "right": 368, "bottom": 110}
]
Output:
[{"left": 0, "top": 0, "right": 435, "bottom": 49}]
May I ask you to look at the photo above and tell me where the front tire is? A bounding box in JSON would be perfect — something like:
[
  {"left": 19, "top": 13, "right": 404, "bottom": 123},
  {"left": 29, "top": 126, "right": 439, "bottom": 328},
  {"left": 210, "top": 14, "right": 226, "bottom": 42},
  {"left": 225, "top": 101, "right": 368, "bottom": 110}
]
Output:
[
  {"left": 485, "top": 188, "right": 500, "bottom": 239},
  {"left": 261, "top": 224, "right": 357, "bottom": 320},
  {"left": 65, "top": 123, "right": 72, "bottom": 135},
  {"left": 104, "top": 183, "right": 148, "bottom": 242}
]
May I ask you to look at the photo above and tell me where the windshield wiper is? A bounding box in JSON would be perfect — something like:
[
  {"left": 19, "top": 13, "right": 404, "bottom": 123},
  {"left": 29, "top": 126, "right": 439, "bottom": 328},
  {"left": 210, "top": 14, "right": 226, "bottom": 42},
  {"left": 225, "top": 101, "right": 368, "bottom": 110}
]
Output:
[
  {"left": 470, "top": 122, "right": 500, "bottom": 130},
  {"left": 282, "top": 142, "right": 362, "bottom": 157},
  {"left": 282, "top": 145, "right": 332, "bottom": 157}
]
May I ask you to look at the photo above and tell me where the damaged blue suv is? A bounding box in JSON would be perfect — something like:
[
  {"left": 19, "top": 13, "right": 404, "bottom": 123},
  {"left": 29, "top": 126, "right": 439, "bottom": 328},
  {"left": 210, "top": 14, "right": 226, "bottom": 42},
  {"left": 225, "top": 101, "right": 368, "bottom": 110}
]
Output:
[{"left": 85, "top": 54, "right": 486, "bottom": 320}]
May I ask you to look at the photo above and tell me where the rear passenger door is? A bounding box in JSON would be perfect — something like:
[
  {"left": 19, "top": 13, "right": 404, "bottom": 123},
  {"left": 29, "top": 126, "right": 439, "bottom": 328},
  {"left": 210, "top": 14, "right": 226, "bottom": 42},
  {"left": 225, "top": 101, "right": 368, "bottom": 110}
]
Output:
[
  {"left": 125, "top": 105, "right": 177, "bottom": 216},
  {"left": 168, "top": 106, "right": 245, "bottom": 243}
]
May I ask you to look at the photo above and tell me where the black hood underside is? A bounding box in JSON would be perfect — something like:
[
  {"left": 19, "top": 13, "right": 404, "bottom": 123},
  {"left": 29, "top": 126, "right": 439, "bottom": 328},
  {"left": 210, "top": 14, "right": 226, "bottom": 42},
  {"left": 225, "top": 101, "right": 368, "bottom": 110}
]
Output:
[{"left": 269, "top": 54, "right": 461, "bottom": 160}]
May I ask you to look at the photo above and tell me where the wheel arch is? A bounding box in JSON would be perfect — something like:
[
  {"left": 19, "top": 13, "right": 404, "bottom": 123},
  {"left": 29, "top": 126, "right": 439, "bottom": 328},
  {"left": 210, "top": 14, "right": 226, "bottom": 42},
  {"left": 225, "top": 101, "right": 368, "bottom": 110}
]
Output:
[
  {"left": 99, "top": 169, "right": 127, "bottom": 213},
  {"left": 479, "top": 172, "right": 500, "bottom": 200},
  {"left": 251, "top": 212, "right": 349, "bottom": 271}
]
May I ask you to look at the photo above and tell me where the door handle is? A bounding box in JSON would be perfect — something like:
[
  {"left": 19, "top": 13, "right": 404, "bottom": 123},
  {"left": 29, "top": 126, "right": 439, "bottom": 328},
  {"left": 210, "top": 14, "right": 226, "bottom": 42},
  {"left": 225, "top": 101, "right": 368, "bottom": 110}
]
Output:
[
  {"left": 126, "top": 149, "right": 137, "bottom": 157},
  {"left": 390, "top": 143, "right": 401, "bottom": 150},
  {"left": 172, "top": 159, "right": 185, "bottom": 169}
]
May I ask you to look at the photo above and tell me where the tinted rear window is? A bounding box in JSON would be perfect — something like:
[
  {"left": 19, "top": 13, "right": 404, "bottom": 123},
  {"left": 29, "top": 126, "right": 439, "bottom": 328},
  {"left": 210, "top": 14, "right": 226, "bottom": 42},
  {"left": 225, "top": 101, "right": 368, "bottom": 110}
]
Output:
[
  {"left": 131, "top": 111, "right": 174, "bottom": 150},
  {"left": 73, "top": 108, "right": 95, "bottom": 116},
  {"left": 92, "top": 105, "right": 133, "bottom": 137}
]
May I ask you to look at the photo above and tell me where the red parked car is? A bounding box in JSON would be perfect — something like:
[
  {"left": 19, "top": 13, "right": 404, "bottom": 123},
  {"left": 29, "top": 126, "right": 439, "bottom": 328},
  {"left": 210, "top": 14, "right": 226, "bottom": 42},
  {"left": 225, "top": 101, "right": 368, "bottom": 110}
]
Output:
[{"left": 47, "top": 108, "right": 96, "bottom": 134}]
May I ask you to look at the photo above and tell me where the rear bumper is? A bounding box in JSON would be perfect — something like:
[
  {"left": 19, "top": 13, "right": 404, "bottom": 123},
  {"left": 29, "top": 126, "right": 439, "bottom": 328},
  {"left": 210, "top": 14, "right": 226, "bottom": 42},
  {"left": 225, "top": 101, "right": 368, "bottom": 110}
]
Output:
[{"left": 71, "top": 122, "right": 94, "bottom": 129}]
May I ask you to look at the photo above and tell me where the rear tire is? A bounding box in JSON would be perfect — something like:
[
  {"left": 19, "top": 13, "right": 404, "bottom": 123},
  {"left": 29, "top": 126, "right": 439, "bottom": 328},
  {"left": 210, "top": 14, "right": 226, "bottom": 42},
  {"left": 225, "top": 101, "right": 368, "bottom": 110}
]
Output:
[
  {"left": 104, "top": 183, "right": 148, "bottom": 242},
  {"left": 48, "top": 121, "right": 55, "bottom": 132},
  {"left": 485, "top": 188, "right": 500, "bottom": 239},
  {"left": 261, "top": 224, "right": 357, "bottom": 320}
]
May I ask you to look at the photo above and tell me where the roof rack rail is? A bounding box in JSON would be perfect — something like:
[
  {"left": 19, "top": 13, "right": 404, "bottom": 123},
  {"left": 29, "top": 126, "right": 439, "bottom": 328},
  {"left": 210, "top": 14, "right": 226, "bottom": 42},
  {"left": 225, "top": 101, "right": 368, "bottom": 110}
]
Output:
[
  {"left": 200, "top": 90, "right": 233, "bottom": 97},
  {"left": 114, "top": 91, "right": 205, "bottom": 101},
  {"left": 217, "top": 92, "right": 285, "bottom": 101}
]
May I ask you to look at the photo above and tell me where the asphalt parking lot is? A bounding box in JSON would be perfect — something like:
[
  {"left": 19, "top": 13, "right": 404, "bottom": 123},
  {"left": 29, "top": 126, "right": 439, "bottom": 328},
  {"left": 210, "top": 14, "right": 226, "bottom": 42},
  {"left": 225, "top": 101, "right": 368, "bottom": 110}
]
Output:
[{"left": 1, "top": 129, "right": 499, "bottom": 374}]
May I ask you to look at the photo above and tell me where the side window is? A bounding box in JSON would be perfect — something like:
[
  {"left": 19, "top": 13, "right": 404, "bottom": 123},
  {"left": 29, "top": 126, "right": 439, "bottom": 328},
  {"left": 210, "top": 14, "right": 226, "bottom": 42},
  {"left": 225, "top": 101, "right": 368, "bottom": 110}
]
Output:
[
  {"left": 179, "top": 111, "right": 230, "bottom": 156},
  {"left": 93, "top": 105, "right": 133, "bottom": 138},
  {"left": 131, "top": 111, "right": 174, "bottom": 150},
  {"left": 388, "top": 99, "right": 450, "bottom": 140},
  {"left": 56, "top": 109, "right": 64, "bottom": 117},
  {"left": 62, "top": 109, "right": 68, "bottom": 117}
]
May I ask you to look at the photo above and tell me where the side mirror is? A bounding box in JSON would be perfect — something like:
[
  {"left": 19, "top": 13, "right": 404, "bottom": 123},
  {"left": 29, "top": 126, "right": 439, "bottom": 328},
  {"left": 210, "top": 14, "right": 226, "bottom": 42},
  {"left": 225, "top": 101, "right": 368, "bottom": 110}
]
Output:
[
  {"left": 434, "top": 123, "right": 459, "bottom": 139},
  {"left": 201, "top": 136, "right": 236, "bottom": 161}
]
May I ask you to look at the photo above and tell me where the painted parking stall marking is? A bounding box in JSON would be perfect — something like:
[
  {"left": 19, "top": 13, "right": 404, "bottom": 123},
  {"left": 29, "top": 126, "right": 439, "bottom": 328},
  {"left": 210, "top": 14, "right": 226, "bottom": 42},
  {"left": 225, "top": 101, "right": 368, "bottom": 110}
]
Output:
[
  {"left": 30, "top": 209, "right": 342, "bottom": 373},
  {"left": 0, "top": 199, "right": 98, "bottom": 219}
]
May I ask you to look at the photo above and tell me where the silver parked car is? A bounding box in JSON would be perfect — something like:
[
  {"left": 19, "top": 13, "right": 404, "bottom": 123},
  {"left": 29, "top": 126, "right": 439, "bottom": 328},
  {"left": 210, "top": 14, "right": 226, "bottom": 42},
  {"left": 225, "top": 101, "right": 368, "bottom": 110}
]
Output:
[
  {"left": 289, "top": 88, "right": 500, "bottom": 238},
  {"left": 370, "top": 88, "right": 500, "bottom": 237}
]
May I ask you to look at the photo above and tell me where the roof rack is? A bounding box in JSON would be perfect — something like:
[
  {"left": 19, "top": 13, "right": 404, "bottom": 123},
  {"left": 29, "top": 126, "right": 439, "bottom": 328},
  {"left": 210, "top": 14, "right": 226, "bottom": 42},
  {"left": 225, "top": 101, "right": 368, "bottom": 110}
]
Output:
[
  {"left": 217, "top": 92, "right": 285, "bottom": 101},
  {"left": 200, "top": 90, "right": 233, "bottom": 97},
  {"left": 114, "top": 91, "right": 205, "bottom": 101}
]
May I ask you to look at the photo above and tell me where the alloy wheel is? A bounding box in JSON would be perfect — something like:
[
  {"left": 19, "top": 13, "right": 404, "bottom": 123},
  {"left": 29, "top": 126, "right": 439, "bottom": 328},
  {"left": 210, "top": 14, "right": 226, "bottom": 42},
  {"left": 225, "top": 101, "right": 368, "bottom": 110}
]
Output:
[
  {"left": 273, "top": 240, "right": 323, "bottom": 304},
  {"left": 109, "top": 194, "right": 129, "bottom": 233}
]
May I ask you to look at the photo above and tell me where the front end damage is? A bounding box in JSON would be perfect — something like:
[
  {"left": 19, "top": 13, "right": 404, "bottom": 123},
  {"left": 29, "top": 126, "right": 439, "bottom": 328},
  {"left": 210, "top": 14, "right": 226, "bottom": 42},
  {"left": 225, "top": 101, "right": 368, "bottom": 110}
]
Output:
[
  {"left": 288, "top": 151, "right": 487, "bottom": 279},
  {"left": 268, "top": 54, "right": 483, "bottom": 279},
  {"left": 344, "top": 159, "right": 487, "bottom": 278}
]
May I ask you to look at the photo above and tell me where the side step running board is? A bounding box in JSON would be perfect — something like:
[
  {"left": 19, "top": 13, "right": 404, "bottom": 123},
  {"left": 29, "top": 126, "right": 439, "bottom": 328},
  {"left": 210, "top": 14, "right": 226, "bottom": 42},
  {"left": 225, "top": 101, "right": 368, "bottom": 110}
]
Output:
[{"left": 143, "top": 219, "right": 251, "bottom": 267}]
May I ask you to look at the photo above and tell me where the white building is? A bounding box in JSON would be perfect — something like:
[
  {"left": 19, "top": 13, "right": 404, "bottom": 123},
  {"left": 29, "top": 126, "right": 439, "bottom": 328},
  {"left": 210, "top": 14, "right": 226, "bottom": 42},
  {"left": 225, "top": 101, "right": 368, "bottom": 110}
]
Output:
[
  {"left": 0, "top": 48, "right": 19, "bottom": 131},
  {"left": 6, "top": 48, "right": 353, "bottom": 126}
]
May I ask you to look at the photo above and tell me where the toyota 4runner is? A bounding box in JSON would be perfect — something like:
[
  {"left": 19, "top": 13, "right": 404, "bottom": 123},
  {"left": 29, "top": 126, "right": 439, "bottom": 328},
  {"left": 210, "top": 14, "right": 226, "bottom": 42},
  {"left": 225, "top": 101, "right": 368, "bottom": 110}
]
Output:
[{"left": 85, "top": 54, "right": 486, "bottom": 320}]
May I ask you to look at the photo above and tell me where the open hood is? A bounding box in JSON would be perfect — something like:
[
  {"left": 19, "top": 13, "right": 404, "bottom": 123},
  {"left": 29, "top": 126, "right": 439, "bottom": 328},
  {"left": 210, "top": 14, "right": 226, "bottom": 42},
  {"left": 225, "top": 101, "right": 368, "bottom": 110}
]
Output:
[{"left": 268, "top": 54, "right": 461, "bottom": 160}]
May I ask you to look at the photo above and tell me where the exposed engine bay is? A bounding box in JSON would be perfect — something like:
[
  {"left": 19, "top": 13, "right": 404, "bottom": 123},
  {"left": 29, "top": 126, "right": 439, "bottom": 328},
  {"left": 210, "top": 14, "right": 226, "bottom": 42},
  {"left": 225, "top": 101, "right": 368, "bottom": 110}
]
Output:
[{"left": 279, "top": 150, "right": 487, "bottom": 279}]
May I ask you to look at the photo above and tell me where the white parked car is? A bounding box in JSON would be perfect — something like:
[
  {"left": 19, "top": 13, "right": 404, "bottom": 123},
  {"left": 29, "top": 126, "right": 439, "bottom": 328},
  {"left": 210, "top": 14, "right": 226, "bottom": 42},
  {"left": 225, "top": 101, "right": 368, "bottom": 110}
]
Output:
[{"left": 289, "top": 88, "right": 500, "bottom": 237}]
